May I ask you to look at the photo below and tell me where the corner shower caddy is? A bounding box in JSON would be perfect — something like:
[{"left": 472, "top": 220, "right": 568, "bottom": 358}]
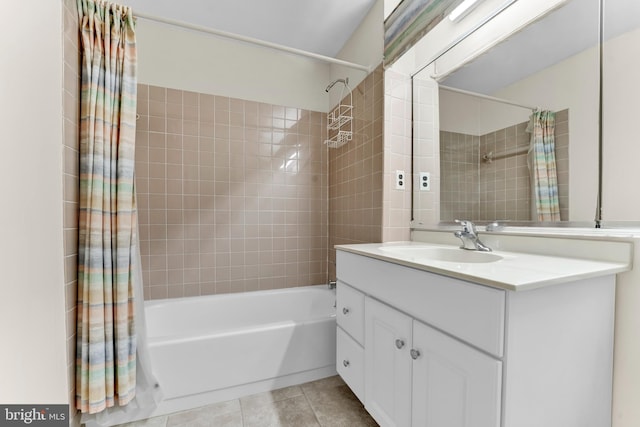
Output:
[{"left": 325, "top": 78, "right": 353, "bottom": 149}]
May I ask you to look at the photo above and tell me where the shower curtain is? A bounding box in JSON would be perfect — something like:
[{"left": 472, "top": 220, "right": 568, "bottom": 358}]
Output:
[
  {"left": 76, "top": 1, "right": 160, "bottom": 423},
  {"left": 527, "top": 110, "right": 561, "bottom": 221}
]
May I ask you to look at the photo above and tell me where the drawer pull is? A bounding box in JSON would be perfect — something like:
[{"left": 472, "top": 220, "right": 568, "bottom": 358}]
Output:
[
  {"left": 395, "top": 339, "right": 405, "bottom": 349},
  {"left": 410, "top": 349, "right": 421, "bottom": 360},
  {"left": 343, "top": 359, "right": 350, "bottom": 367},
  {"left": 342, "top": 307, "right": 350, "bottom": 315}
]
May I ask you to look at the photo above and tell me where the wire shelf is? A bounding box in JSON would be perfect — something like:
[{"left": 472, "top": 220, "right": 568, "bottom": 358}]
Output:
[
  {"left": 325, "top": 80, "right": 353, "bottom": 149},
  {"left": 324, "top": 130, "right": 353, "bottom": 149},
  {"left": 327, "top": 104, "right": 353, "bottom": 130}
]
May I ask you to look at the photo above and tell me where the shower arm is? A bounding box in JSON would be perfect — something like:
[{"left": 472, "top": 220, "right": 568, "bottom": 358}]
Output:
[{"left": 325, "top": 78, "right": 349, "bottom": 93}]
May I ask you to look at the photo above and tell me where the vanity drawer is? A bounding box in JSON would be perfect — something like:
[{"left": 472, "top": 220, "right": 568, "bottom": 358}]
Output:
[
  {"left": 337, "top": 281, "right": 365, "bottom": 345},
  {"left": 337, "top": 250, "right": 506, "bottom": 357},
  {"left": 337, "top": 326, "right": 365, "bottom": 404}
]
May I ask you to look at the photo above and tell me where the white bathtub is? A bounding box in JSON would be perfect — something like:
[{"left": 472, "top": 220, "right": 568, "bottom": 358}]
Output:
[{"left": 146, "top": 285, "right": 337, "bottom": 416}]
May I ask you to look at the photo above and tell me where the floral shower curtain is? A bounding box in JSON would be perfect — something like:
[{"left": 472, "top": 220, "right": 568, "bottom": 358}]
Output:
[
  {"left": 76, "top": 0, "right": 138, "bottom": 414},
  {"left": 528, "top": 110, "right": 561, "bottom": 221}
]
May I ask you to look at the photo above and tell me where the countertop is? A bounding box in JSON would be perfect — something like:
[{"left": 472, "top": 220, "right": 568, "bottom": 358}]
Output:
[{"left": 335, "top": 241, "right": 632, "bottom": 291}]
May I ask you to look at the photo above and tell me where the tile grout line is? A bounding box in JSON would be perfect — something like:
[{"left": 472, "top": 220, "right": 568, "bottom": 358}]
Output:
[
  {"left": 300, "top": 386, "right": 323, "bottom": 427},
  {"left": 238, "top": 397, "right": 246, "bottom": 427}
]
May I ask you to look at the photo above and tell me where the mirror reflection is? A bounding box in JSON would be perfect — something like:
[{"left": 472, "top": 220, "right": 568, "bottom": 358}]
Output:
[
  {"left": 438, "top": 89, "right": 569, "bottom": 222},
  {"left": 413, "top": 0, "right": 602, "bottom": 224},
  {"left": 601, "top": 0, "right": 640, "bottom": 221}
]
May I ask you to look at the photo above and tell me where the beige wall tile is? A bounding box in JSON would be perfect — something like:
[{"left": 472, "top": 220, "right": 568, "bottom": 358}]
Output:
[
  {"left": 138, "top": 84, "right": 328, "bottom": 299},
  {"left": 328, "top": 65, "right": 385, "bottom": 281}
]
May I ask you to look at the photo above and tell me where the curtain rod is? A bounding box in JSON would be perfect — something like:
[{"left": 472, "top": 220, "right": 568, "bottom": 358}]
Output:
[
  {"left": 482, "top": 145, "right": 529, "bottom": 163},
  {"left": 134, "top": 12, "right": 373, "bottom": 73},
  {"left": 439, "top": 85, "right": 538, "bottom": 111}
]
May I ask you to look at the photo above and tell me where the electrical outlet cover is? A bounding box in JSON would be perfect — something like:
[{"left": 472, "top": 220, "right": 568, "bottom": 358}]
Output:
[
  {"left": 420, "top": 172, "right": 430, "bottom": 191},
  {"left": 396, "top": 170, "right": 405, "bottom": 190}
]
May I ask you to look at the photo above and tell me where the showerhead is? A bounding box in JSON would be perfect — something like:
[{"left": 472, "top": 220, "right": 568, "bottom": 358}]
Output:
[{"left": 325, "top": 77, "right": 349, "bottom": 92}]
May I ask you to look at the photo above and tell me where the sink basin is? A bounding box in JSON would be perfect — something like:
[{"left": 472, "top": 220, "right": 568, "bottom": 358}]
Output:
[{"left": 379, "top": 246, "right": 503, "bottom": 264}]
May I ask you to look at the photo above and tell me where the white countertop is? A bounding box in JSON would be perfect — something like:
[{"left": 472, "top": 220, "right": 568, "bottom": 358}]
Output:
[{"left": 335, "top": 241, "right": 632, "bottom": 291}]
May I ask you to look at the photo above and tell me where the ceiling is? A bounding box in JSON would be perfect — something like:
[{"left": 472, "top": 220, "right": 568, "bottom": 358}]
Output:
[{"left": 118, "top": 0, "right": 378, "bottom": 57}]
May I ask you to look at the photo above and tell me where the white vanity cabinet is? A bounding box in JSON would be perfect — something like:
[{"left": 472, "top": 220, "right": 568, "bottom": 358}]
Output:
[
  {"left": 365, "top": 295, "right": 501, "bottom": 427},
  {"left": 411, "top": 318, "right": 502, "bottom": 427},
  {"left": 336, "top": 249, "right": 618, "bottom": 427},
  {"left": 365, "top": 297, "right": 413, "bottom": 426}
]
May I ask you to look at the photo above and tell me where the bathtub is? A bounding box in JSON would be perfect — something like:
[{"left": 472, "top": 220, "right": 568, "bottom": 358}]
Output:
[{"left": 146, "top": 285, "right": 337, "bottom": 416}]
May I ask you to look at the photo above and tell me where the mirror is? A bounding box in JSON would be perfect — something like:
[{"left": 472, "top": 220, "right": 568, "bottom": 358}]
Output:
[
  {"left": 412, "top": 0, "right": 604, "bottom": 225},
  {"left": 601, "top": 0, "right": 640, "bottom": 221}
]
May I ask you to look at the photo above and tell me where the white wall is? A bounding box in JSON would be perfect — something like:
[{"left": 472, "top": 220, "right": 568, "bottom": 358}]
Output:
[
  {"left": 136, "top": 19, "right": 334, "bottom": 112},
  {"left": 136, "top": 1, "right": 384, "bottom": 113},
  {"left": 329, "top": 0, "right": 384, "bottom": 107},
  {"left": 136, "top": 19, "right": 332, "bottom": 112},
  {"left": 439, "top": 90, "right": 532, "bottom": 135},
  {"left": 0, "top": 0, "right": 68, "bottom": 404}
]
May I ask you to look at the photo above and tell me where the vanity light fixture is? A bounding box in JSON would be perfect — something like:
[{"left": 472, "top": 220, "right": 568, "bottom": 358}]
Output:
[{"left": 448, "top": 0, "right": 481, "bottom": 22}]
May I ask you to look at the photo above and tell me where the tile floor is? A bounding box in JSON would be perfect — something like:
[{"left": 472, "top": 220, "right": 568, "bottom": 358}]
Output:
[{"left": 116, "top": 376, "right": 378, "bottom": 427}]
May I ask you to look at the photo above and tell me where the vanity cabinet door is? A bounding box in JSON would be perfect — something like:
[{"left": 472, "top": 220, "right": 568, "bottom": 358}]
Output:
[
  {"left": 411, "top": 320, "right": 502, "bottom": 427},
  {"left": 365, "top": 297, "right": 413, "bottom": 427},
  {"left": 336, "top": 326, "right": 365, "bottom": 403},
  {"left": 336, "top": 281, "right": 365, "bottom": 344}
]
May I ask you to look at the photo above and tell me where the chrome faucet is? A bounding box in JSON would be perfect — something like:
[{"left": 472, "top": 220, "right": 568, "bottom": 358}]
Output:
[{"left": 454, "top": 220, "right": 492, "bottom": 252}]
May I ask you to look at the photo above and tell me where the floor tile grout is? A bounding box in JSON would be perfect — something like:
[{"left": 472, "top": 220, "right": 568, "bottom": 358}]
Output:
[
  {"left": 300, "top": 387, "right": 322, "bottom": 427},
  {"left": 238, "top": 397, "right": 244, "bottom": 427}
]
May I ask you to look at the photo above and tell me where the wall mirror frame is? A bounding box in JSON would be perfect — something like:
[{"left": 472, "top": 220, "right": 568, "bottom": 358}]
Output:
[{"left": 393, "top": 0, "right": 640, "bottom": 229}]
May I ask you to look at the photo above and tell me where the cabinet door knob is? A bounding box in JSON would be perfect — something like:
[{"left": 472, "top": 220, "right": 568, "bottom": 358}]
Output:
[
  {"left": 343, "top": 359, "right": 350, "bottom": 367},
  {"left": 410, "top": 349, "right": 421, "bottom": 360},
  {"left": 395, "top": 339, "right": 405, "bottom": 349},
  {"left": 342, "top": 307, "right": 350, "bottom": 315}
]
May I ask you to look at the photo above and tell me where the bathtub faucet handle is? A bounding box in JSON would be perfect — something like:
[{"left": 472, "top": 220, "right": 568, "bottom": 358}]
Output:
[{"left": 342, "top": 307, "right": 350, "bottom": 315}]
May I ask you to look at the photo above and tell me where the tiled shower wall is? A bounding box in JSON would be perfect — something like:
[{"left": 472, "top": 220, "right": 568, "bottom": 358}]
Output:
[
  {"left": 328, "top": 66, "right": 384, "bottom": 280},
  {"left": 440, "top": 132, "right": 481, "bottom": 220},
  {"left": 477, "top": 120, "right": 531, "bottom": 221},
  {"left": 550, "top": 109, "right": 569, "bottom": 220},
  {"left": 440, "top": 109, "right": 569, "bottom": 221},
  {"left": 135, "top": 86, "right": 328, "bottom": 299}
]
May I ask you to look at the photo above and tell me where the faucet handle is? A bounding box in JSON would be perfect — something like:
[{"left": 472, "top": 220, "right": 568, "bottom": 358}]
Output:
[{"left": 455, "top": 219, "right": 476, "bottom": 233}]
